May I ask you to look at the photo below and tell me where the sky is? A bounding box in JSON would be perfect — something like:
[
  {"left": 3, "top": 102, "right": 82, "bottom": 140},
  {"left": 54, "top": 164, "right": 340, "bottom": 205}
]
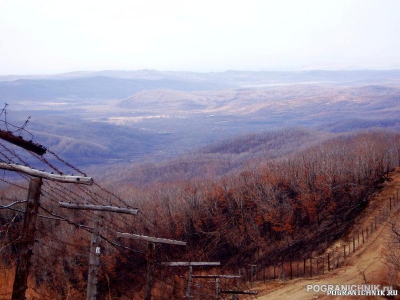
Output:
[{"left": 0, "top": 0, "right": 400, "bottom": 75}]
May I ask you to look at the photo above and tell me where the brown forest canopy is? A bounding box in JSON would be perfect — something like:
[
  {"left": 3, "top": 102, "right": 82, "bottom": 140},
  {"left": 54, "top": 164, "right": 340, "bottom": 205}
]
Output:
[{"left": 1, "top": 129, "right": 400, "bottom": 298}]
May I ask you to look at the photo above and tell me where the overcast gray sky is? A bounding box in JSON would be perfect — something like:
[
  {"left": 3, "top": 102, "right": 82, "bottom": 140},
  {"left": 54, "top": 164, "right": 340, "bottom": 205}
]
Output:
[{"left": 1, "top": 0, "right": 399, "bottom": 75}]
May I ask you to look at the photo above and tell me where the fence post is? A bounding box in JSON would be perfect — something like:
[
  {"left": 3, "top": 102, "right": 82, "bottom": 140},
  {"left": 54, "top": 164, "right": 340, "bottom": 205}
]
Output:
[
  {"left": 328, "top": 254, "right": 330, "bottom": 271},
  {"left": 303, "top": 258, "right": 306, "bottom": 277},
  {"left": 263, "top": 265, "right": 266, "bottom": 283},
  {"left": 322, "top": 257, "right": 324, "bottom": 275},
  {"left": 297, "top": 261, "right": 300, "bottom": 278},
  {"left": 11, "top": 177, "right": 42, "bottom": 300}
]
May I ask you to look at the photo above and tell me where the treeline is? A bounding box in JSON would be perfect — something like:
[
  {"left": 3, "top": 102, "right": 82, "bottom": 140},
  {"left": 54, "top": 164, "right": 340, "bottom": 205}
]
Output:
[
  {"left": 103, "top": 130, "right": 400, "bottom": 297},
  {"left": 103, "top": 127, "right": 331, "bottom": 186},
  {"left": 1, "top": 130, "right": 400, "bottom": 298},
  {"left": 124, "top": 131, "right": 399, "bottom": 262}
]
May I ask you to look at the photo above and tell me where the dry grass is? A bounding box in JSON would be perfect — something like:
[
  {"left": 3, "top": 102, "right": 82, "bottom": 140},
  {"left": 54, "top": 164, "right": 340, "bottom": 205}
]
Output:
[{"left": 0, "top": 267, "right": 14, "bottom": 299}]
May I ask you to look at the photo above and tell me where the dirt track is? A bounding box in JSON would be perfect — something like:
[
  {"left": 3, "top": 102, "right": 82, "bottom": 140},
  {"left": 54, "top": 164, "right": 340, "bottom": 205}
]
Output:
[{"left": 255, "top": 169, "right": 400, "bottom": 300}]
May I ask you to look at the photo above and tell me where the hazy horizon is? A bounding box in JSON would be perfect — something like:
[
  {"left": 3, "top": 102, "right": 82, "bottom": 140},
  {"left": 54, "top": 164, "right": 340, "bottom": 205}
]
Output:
[{"left": 1, "top": 0, "right": 400, "bottom": 76}]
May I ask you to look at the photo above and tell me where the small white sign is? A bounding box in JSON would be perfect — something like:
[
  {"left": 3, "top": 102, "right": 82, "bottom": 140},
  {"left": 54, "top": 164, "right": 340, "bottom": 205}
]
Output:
[{"left": 96, "top": 247, "right": 101, "bottom": 254}]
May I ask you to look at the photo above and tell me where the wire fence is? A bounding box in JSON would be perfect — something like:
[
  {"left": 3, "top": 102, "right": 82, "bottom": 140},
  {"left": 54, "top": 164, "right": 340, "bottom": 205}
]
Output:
[
  {"left": 0, "top": 110, "right": 398, "bottom": 299},
  {"left": 0, "top": 114, "right": 254, "bottom": 299},
  {"left": 241, "top": 190, "right": 399, "bottom": 286}
]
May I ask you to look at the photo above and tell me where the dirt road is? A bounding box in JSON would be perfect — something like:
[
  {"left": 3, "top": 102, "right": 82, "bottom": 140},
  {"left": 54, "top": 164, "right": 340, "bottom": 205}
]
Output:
[{"left": 255, "top": 169, "right": 400, "bottom": 300}]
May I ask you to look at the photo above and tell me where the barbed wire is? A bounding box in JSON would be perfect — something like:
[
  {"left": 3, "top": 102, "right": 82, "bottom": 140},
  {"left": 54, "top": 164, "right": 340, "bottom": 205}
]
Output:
[{"left": 0, "top": 109, "right": 258, "bottom": 299}]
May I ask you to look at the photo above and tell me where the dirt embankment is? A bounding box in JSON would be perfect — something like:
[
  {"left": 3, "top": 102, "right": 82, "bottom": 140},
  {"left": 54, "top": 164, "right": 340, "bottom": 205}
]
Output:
[{"left": 255, "top": 168, "right": 400, "bottom": 300}]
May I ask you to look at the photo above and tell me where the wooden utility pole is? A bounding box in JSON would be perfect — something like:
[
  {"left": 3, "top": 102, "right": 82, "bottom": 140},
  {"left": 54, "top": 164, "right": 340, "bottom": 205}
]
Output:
[
  {"left": 161, "top": 262, "right": 221, "bottom": 299},
  {"left": 86, "top": 214, "right": 102, "bottom": 300},
  {"left": 11, "top": 177, "right": 42, "bottom": 300},
  {"left": 0, "top": 164, "right": 93, "bottom": 300},
  {"left": 60, "top": 203, "right": 138, "bottom": 300},
  {"left": 116, "top": 232, "right": 186, "bottom": 300}
]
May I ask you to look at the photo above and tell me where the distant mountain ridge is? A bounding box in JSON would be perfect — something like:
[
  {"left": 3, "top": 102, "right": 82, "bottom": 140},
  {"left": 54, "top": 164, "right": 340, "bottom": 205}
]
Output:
[
  {"left": 2, "top": 69, "right": 400, "bottom": 168},
  {"left": 0, "top": 76, "right": 229, "bottom": 101},
  {"left": 2, "top": 69, "right": 400, "bottom": 102}
]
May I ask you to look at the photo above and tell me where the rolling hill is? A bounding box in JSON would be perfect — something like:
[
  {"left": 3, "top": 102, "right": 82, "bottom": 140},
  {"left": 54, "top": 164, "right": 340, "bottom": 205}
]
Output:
[{"left": 1, "top": 69, "right": 400, "bottom": 168}]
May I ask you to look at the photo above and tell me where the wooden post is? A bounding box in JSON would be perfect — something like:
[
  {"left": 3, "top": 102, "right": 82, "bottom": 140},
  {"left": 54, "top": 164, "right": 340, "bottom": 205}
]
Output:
[
  {"left": 327, "top": 254, "right": 330, "bottom": 271},
  {"left": 249, "top": 264, "right": 256, "bottom": 286},
  {"left": 297, "top": 261, "right": 300, "bottom": 277},
  {"left": 11, "top": 177, "right": 42, "bottom": 300},
  {"left": 310, "top": 258, "right": 312, "bottom": 277},
  {"left": 290, "top": 260, "right": 293, "bottom": 280},
  {"left": 215, "top": 277, "right": 220, "bottom": 300},
  {"left": 343, "top": 245, "right": 346, "bottom": 260},
  {"left": 303, "top": 258, "right": 306, "bottom": 277},
  {"left": 186, "top": 266, "right": 193, "bottom": 300},
  {"left": 353, "top": 237, "right": 356, "bottom": 253},
  {"left": 116, "top": 233, "right": 186, "bottom": 300},
  {"left": 0, "top": 129, "right": 46, "bottom": 155},
  {"left": 60, "top": 206, "right": 138, "bottom": 300},
  {"left": 0, "top": 141, "right": 92, "bottom": 300},
  {"left": 145, "top": 243, "right": 156, "bottom": 300},
  {"left": 161, "top": 262, "right": 220, "bottom": 300},
  {"left": 87, "top": 214, "right": 102, "bottom": 300},
  {"left": 321, "top": 257, "right": 324, "bottom": 275},
  {"left": 263, "top": 265, "right": 266, "bottom": 283},
  {"left": 0, "top": 163, "right": 93, "bottom": 185},
  {"left": 191, "top": 273, "right": 241, "bottom": 299}
]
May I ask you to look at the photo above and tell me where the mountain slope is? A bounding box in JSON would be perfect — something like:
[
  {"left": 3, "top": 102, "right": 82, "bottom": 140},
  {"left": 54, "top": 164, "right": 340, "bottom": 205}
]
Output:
[{"left": 257, "top": 169, "right": 400, "bottom": 299}]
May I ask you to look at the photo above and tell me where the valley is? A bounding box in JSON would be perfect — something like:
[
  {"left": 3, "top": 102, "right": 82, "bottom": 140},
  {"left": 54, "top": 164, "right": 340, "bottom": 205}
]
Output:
[
  {"left": 2, "top": 70, "right": 400, "bottom": 169},
  {"left": 0, "top": 70, "right": 400, "bottom": 299}
]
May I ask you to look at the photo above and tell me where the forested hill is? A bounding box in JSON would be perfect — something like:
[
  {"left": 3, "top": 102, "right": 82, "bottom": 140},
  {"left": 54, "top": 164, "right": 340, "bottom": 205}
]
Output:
[
  {"left": 100, "top": 127, "right": 333, "bottom": 185},
  {"left": 2, "top": 69, "right": 400, "bottom": 168},
  {"left": 1, "top": 129, "right": 398, "bottom": 298}
]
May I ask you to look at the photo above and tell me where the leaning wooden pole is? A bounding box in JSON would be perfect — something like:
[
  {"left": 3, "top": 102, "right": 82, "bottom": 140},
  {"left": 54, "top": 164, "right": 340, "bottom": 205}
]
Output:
[{"left": 11, "top": 177, "right": 42, "bottom": 300}]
